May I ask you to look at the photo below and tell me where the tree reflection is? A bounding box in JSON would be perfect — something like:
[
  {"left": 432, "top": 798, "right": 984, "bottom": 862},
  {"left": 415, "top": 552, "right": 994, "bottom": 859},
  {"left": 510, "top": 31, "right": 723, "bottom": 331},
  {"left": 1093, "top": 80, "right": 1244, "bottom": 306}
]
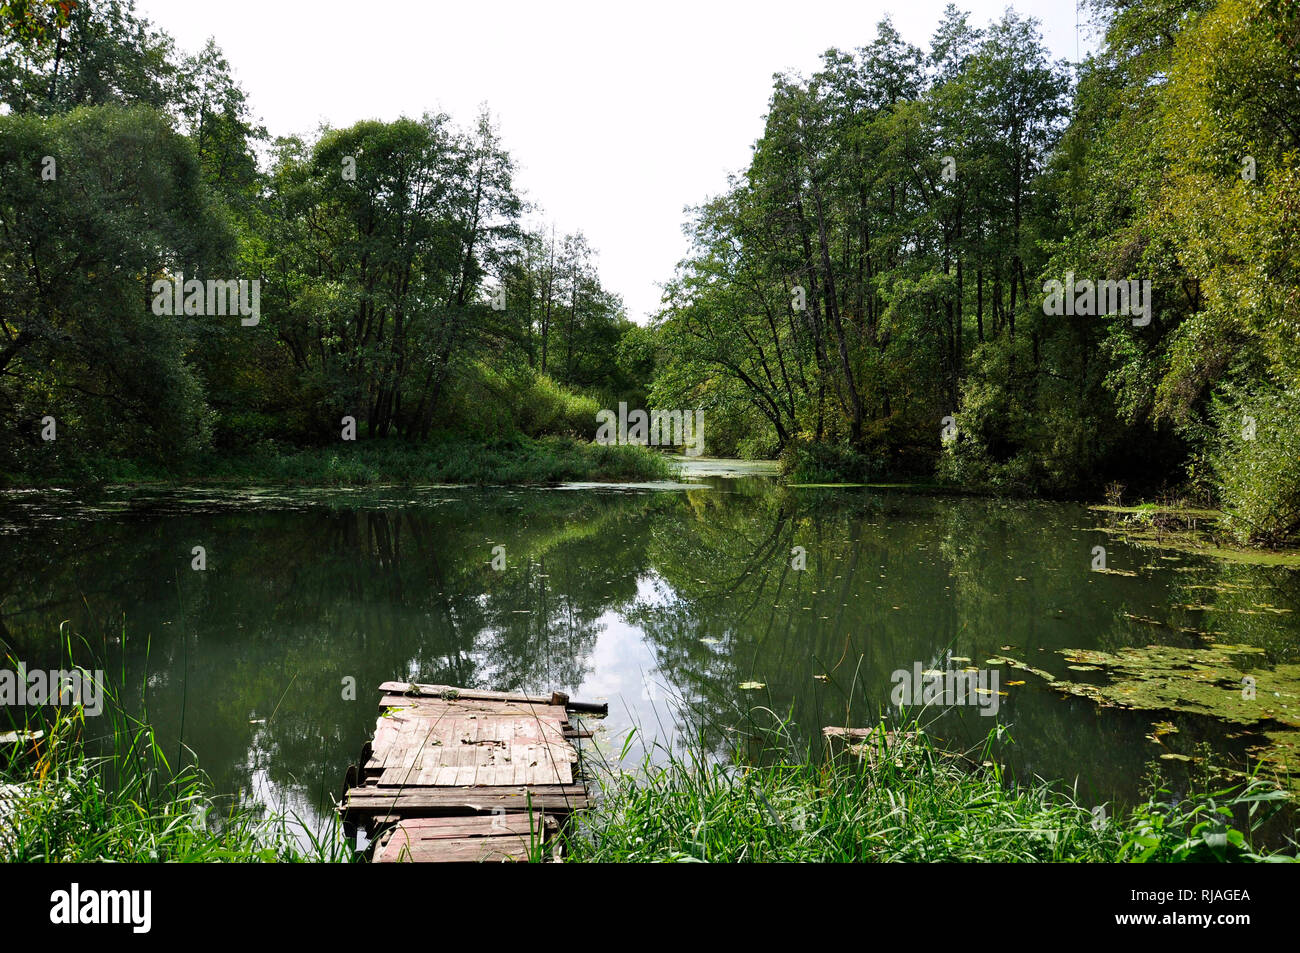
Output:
[{"left": 0, "top": 482, "right": 1295, "bottom": 820}]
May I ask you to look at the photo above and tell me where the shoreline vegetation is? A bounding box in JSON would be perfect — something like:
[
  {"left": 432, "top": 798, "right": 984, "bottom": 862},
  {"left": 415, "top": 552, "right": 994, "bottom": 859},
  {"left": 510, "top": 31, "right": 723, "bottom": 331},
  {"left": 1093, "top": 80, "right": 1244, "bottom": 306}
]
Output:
[
  {"left": 0, "top": 678, "right": 349, "bottom": 862},
  {"left": 4, "top": 700, "right": 1296, "bottom": 863},
  {"left": 567, "top": 724, "right": 1298, "bottom": 863},
  {"left": 5, "top": 440, "right": 1297, "bottom": 570},
  {"left": 0, "top": 434, "right": 675, "bottom": 489},
  {"left": 1090, "top": 503, "right": 1300, "bottom": 569}
]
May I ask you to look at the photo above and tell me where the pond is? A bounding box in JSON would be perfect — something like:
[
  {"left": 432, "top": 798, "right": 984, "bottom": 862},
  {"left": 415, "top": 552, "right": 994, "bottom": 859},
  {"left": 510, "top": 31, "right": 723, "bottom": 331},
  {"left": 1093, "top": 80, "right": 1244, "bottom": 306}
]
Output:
[{"left": 1, "top": 462, "right": 1297, "bottom": 837}]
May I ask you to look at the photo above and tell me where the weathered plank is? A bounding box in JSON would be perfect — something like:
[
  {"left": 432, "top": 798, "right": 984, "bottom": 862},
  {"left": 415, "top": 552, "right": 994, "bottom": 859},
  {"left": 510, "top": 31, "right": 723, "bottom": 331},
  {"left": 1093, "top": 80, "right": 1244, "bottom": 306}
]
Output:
[
  {"left": 342, "top": 785, "right": 588, "bottom": 818},
  {"left": 377, "top": 682, "right": 608, "bottom": 715},
  {"left": 378, "top": 813, "right": 548, "bottom": 838},
  {"left": 344, "top": 783, "right": 588, "bottom": 804},
  {"left": 378, "top": 682, "right": 569, "bottom": 706},
  {"left": 377, "top": 695, "right": 571, "bottom": 716},
  {"left": 376, "top": 836, "right": 526, "bottom": 863},
  {"left": 339, "top": 683, "right": 596, "bottom": 861},
  {"left": 373, "top": 813, "right": 556, "bottom": 863}
]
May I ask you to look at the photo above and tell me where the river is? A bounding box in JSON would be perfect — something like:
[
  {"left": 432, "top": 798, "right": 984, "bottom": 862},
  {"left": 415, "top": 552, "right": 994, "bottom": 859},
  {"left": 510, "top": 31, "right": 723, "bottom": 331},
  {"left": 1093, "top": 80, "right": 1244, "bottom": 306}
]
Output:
[{"left": 2, "top": 460, "right": 1297, "bottom": 837}]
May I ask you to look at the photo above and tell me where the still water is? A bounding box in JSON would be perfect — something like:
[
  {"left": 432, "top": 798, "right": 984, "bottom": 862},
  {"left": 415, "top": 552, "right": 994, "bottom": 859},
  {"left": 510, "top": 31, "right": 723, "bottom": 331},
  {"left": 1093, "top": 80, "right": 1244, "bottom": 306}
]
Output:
[{"left": 2, "top": 465, "right": 1297, "bottom": 834}]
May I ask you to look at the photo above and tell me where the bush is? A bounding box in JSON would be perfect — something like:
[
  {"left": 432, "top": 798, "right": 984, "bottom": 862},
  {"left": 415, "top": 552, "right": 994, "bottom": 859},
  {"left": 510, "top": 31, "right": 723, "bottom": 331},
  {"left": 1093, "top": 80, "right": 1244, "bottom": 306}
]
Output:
[
  {"left": 779, "top": 438, "right": 884, "bottom": 483},
  {"left": 514, "top": 373, "right": 600, "bottom": 439},
  {"left": 1209, "top": 385, "right": 1300, "bottom": 546},
  {"left": 439, "top": 362, "right": 599, "bottom": 439}
]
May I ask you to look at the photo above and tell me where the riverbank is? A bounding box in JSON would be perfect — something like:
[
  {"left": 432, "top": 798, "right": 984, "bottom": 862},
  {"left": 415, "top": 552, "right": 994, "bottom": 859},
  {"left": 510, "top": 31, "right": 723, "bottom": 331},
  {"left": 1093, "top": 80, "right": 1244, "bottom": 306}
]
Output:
[
  {"left": 5, "top": 705, "right": 1295, "bottom": 863},
  {"left": 0, "top": 434, "right": 673, "bottom": 489},
  {"left": 1091, "top": 503, "right": 1300, "bottom": 568},
  {"left": 774, "top": 453, "right": 1300, "bottom": 564},
  {"left": 0, "top": 707, "right": 347, "bottom": 862},
  {"left": 564, "top": 724, "right": 1297, "bottom": 862}
]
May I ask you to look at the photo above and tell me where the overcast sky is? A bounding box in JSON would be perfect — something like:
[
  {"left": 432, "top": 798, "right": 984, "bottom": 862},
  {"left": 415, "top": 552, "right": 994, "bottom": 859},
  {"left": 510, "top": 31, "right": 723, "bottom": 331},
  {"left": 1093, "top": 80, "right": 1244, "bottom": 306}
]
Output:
[{"left": 136, "top": 0, "right": 1097, "bottom": 323}]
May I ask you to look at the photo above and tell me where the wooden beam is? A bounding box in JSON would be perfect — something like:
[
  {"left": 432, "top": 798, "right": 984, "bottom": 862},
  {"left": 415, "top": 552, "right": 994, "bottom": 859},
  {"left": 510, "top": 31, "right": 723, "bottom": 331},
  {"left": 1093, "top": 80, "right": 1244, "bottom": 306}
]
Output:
[{"left": 377, "top": 682, "right": 606, "bottom": 715}]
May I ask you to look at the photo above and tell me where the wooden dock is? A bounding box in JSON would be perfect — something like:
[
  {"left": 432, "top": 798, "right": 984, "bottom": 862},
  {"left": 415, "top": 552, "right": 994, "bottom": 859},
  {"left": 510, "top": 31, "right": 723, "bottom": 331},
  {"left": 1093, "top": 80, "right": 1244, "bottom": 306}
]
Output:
[{"left": 338, "top": 682, "right": 605, "bottom": 863}]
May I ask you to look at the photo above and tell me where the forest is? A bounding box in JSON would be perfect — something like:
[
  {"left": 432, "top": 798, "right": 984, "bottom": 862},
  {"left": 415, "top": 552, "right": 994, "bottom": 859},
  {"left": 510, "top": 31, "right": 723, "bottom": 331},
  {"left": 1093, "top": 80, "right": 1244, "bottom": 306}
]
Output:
[
  {"left": 2, "top": 0, "right": 1298, "bottom": 545},
  {"left": 0, "top": 0, "right": 659, "bottom": 484},
  {"left": 653, "top": 0, "right": 1300, "bottom": 545}
]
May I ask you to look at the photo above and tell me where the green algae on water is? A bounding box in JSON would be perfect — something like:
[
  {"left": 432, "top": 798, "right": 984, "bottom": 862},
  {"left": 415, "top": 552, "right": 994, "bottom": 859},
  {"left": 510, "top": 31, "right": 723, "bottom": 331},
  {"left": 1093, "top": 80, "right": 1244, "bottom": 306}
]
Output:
[{"left": 998, "top": 641, "right": 1300, "bottom": 795}]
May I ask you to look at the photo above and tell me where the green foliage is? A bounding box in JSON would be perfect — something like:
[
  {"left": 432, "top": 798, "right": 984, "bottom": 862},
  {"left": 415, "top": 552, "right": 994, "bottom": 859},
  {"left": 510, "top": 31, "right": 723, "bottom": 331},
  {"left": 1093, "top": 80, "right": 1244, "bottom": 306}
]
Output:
[
  {"left": 1208, "top": 386, "right": 1300, "bottom": 545},
  {"left": 779, "top": 439, "right": 885, "bottom": 484},
  {"left": 567, "top": 722, "right": 1296, "bottom": 862},
  {"left": 0, "top": 0, "right": 75, "bottom": 50},
  {"left": 1, "top": 636, "right": 348, "bottom": 862},
  {"left": 441, "top": 363, "right": 600, "bottom": 439},
  {"left": 0, "top": 434, "right": 672, "bottom": 487},
  {"left": 261, "top": 112, "right": 519, "bottom": 441},
  {"left": 1, "top": 712, "right": 342, "bottom": 861},
  {"left": 1123, "top": 783, "right": 1292, "bottom": 862},
  {"left": 654, "top": 10, "right": 1069, "bottom": 479},
  {"left": 0, "top": 0, "right": 657, "bottom": 486},
  {"left": 0, "top": 104, "right": 232, "bottom": 472},
  {"left": 0, "top": 0, "right": 174, "bottom": 115}
]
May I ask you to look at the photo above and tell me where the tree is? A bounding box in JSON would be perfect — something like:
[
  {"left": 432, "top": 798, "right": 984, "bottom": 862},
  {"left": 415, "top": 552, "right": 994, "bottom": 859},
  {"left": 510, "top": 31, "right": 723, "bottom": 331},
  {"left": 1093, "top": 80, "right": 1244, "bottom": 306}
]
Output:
[{"left": 0, "top": 105, "right": 233, "bottom": 467}]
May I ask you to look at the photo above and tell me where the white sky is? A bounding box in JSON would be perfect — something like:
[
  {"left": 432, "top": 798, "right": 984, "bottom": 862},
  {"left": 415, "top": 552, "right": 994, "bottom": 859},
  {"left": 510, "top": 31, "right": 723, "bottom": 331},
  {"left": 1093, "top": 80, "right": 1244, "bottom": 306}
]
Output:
[{"left": 136, "top": 0, "right": 1096, "bottom": 323}]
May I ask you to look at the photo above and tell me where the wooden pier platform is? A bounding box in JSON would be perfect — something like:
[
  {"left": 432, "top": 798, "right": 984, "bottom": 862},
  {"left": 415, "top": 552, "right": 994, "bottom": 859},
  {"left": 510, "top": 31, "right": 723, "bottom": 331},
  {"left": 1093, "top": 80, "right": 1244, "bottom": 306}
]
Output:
[{"left": 338, "top": 682, "right": 605, "bottom": 863}]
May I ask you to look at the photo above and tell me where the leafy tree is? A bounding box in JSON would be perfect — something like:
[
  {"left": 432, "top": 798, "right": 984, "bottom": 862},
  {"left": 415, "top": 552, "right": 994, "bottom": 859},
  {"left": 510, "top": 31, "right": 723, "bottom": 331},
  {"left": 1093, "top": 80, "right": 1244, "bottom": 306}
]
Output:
[
  {"left": 0, "top": 0, "right": 174, "bottom": 115},
  {"left": 0, "top": 106, "right": 233, "bottom": 467}
]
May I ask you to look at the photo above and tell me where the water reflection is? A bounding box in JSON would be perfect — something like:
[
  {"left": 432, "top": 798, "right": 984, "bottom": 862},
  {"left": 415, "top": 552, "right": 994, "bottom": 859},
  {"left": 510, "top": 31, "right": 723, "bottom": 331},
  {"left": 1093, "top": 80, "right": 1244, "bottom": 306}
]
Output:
[{"left": 1, "top": 479, "right": 1296, "bottom": 830}]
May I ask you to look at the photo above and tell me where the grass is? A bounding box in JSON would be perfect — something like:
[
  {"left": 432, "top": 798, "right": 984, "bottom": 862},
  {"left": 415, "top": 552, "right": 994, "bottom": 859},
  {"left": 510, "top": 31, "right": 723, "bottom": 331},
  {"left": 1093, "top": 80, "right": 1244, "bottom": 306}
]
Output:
[
  {"left": 5, "top": 635, "right": 1295, "bottom": 863},
  {"left": 2, "top": 433, "right": 675, "bottom": 489},
  {"left": 564, "top": 721, "right": 1299, "bottom": 863},
  {"left": 1, "top": 646, "right": 347, "bottom": 863},
  {"left": 6, "top": 703, "right": 1296, "bottom": 863}
]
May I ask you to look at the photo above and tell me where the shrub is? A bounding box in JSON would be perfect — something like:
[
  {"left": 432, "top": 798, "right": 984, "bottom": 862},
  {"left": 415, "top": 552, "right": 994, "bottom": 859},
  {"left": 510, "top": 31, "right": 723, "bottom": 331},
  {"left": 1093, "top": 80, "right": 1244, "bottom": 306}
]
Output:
[
  {"left": 440, "top": 363, "right": 600, "bottom": 439},
  {"left": 1208, "top": 385, "right": 1300, "bottom": 545},
  {"left": 779, "top": 438, "right": 885, "bottom": 483}
]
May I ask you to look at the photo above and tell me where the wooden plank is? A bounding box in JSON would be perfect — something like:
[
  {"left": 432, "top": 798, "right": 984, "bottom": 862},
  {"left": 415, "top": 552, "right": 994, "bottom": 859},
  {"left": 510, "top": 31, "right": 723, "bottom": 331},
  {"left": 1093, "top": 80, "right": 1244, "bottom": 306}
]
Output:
[
  {"left": 338, "top": 683, "right": 594, "bottom": 860},
  {"left": 378, "top": 694, "right": 564, "bottom": 714},
  {"left": 377, "top": 681, "right": 606, "bottom": 714},
  {"left": 375, "top": 837, "right": 528, "bottom": 863},
  {"left": 343, "top": 783, "right": 588, "bottom": 801},
  {"left": 342, "top": 785, "right": 589, "bottom": 818},
  {"left": 378, "top": 813, "right": 546, "bottom": 839},
  {"left": 378, "top": 682, "right": 567, "bottom": 706},
  {"left": 377, "top": 752, "right": 573, "bottom": 787},
  {"left": 349, "top": 802, "right": 585, "bottom": 826},
  {"left": 374, "top": 820, "right": 539, "bottom": 863},
  {"left": 349, "top": 798, "right": 589, "bottom": 815},
  {"left": 373, "top": 825, "right": 556, "bottom": 861},
  {"left": 377, "top": 699, "right": 572, "bottom": 726}
]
